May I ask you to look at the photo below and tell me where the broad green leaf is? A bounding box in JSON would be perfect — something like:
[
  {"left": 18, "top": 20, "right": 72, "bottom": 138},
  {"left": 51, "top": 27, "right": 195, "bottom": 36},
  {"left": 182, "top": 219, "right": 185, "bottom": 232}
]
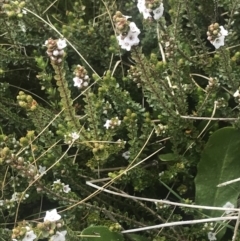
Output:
[
  {"left": 195, "top": 127, "right": 240, "bottom": 238},
  {"left": 81, "top": 226, "right": 124, "bottom": 241},
  {"left": 128, "top": 234, "right": 149, "bottom": 241}
]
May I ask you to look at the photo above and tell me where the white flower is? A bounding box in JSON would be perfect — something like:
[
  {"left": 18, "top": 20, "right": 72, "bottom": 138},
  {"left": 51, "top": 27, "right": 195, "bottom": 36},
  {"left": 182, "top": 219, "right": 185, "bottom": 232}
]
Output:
[
  {"left": 22, "top": 230, "right": 37, "bottom": 241},
  {"left": 117, "top": 21, "right": 140, "bottom": 51},
  {"left": 50, "top": 230, "right": 67, "bottom": 241},
  {"left": 70, "top": 132, "right": 79, "bottom": 141},
  {"left": 57, "top": 39, "right": 67, "bottom": 50},
  {"left": 117, "top": 31, "right": 140, "bottom": 51},
  {"left": 63, "top": 184, "right": 71, "bottom": 193},
  {"left": 73, "top": 76, "right": 83, "bottom": 88},
  {"left": 137, "top": 0, "right": 164, "bottom": 19},
  {"left": 22, "top": 9, "right": 27, "bottom": 14},
  {"left": 122, "top": 151, "right": 130, "bottom": 160},
  {"left": 54, "top": 179, "right": 61, "bottom": 184},
  {"left": 210, "top": 26, "right": 228, "bottom": 49},
  {"left": 38, "top": 165, "right": 46, "bottom": 175},
  {"left": 233, "top": 89, "right": 239, "bottom": 97},
  {"left": 104, "top": 119, "right": 111, "bottom": 129},
  {"left": 137, "top": 0, "right": 151, "bottom": 19},
  {"left": 153, "top": 3, "right": 164, "bottom": 20},
  {"left": 223, "top": 201, "right": 234, "bottom": 214},
  {"left": 44, "top": 209, "right": 61, "bottom": 222},
  {"left": 208, "top": 232, "right": 217, "bottom": 241}
]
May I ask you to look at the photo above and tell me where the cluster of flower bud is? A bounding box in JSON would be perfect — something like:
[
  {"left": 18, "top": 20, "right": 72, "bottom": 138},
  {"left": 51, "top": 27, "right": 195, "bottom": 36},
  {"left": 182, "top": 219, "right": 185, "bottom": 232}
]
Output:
[
  {"left": 155, "top": 123, "right": 168, "bottom": 136},
  {"left": 37, "top": 219, "right": 65, "bottom": 237},
  {"left": 113, "top": 11, "right": 130, "bottom": 35},
  {"left": 207, "top": 23, "right": 221, "bottom": 42},
  {"left": 45, "top": 38, "right": 67, "bottom": 65},
  {"left": 73, "top": 65, "right": 90, "bottom": 89},
  {"left": 102, "top": 100, "right": 112, "bottom": 115},
  {"left": 6, "top": 155, "right": 39, "bottom": 181},
  {"left": 205, "top": 77, "right": 219, "bottom": 92},
  {"left": 12, "top": 209, "right": 67, "bottom": 241},
  {"left": 2, "top": 0, "right": 26, "bottom": 18},
  {"left": 160, "top": 36, "right": 177, "bottom": 58},
  {"left": 17, "top": 91, "right": 38, "bottom": 111},
  {"left": 155, "top": 201, "right": 169, "bottom": 210},
  {"left": 128, "top": 65, "right": 142, "bottom": 87},
  {"left": 214, "top": 98, "right": 226, "bottom": 109},
  {"left": 207, "top": 23, "right": 228, "bottom": 49},
  {"left": 12, "top": 222, "right": 36, "bottom": 241},
  {"left": 109, "top": 223, "right": 122, "bottom": 232}
]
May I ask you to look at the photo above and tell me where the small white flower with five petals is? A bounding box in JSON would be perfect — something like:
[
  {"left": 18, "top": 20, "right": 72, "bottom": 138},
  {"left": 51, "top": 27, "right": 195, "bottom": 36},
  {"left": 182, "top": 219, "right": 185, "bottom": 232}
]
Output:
[
  {"left": 44, "top": 209, "right": 61, "bottom": 222},
  {"left": 63, "top": 184, "right": 71, "bottom": 193},
  {"left": 57, "top": 39, "right": 67, "bottom": 50}
]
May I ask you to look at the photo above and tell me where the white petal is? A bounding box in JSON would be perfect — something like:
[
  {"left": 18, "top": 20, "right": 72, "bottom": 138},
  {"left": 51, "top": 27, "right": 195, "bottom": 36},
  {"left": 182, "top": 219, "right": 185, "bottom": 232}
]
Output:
[
  {"left": 129, "top": 22, "right": 140, "bottom": 34},
  {"left": 57, "top": 39, "right": 67, "bottom": 50},
  {"left": 123, "top": 15, "right": 132, "bottom": 19},
  {"left": 104, "top": 120, "right": 111, "bottom": 129},
  {"left": 44, "top": 209, "right": 61, "bottom": 222},
  {"left": 219, "top": 26, "right": 228, "bottom": 36},
  {"left": 211, "top": 35, "right": 225, "bottom": 49},
  {"left": 63, "top": 184, "right": 71, "bottom": 193},
  {"left": 233, "top": 90, "right": 239, "bottom": 97},
  {"left": 142, "top": 8, "right": 151, "bottom": 19},
  {"left": 223, "top": 201, "right": 234, "bottom": 214},
  {"left": 153, "top": 3, "right": 164, "bottom": 20},
  {"left": 73, "top": 77, "right": 83, "bottom": 88},
  {"left": 207, "top": 232, "right": 217, "bottom": 241},
  {"left": 117, "top": 35, "right": 125, "bottom": 46},
  {"left": 50, "top": 230, "right": 67, "bottom": 241},
  {"left": 22, "top": 230, "right": 37, "bottom": 241}
]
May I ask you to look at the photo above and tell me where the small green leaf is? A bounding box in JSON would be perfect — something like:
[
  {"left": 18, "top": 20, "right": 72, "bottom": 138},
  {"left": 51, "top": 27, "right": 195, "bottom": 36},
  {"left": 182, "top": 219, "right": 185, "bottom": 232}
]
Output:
[
  {"left": 81, "top": 226, "right": 124, "bottom": 241},
  {"left": 158, "top": 153, "right": 177, "bottom": 161}
]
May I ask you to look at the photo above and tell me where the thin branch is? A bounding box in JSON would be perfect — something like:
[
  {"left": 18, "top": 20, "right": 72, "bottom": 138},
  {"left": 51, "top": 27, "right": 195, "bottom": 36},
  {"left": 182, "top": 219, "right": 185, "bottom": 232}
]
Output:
[
  {"left": 121, "top": 216, "right": 238, "bottom": 233},
  {"left": 180, "top": 116, "right": 238, "bottom": 121}
]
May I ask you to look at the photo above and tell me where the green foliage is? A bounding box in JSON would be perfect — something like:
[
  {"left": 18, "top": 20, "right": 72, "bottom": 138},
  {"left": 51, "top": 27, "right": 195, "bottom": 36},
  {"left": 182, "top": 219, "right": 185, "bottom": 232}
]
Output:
[{"left": 1, "top": 0, "right": 240, "bottom": 240}]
